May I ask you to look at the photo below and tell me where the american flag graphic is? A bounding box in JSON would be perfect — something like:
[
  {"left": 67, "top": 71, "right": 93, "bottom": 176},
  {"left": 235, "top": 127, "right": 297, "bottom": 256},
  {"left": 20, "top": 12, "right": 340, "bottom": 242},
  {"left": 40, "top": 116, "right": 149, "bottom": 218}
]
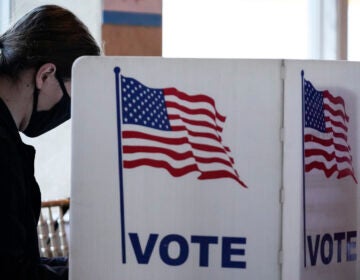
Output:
[
  {"left": 119, "top": 75, "right": 246, "bottom": 187},
  {"left": 303, "top": 78, "right": 357, "bottom": 183}
]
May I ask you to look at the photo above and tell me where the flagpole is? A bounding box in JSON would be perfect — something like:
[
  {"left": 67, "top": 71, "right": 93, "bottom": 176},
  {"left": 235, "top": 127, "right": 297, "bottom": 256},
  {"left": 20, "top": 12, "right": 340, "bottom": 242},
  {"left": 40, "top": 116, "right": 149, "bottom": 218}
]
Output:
[
  {"left": 301, "top": 70, "right": 307, "bottom": 268},
  {"left": 114, "top": 66, "right": 127, "bottom": 263}
]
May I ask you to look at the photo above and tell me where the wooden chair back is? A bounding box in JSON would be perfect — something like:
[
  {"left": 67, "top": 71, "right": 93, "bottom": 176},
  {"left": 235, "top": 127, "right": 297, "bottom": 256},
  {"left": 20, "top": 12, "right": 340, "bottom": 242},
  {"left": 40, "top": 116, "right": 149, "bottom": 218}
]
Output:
[{"left": 37, "top": 198, "right": 70, "bottom": 257}]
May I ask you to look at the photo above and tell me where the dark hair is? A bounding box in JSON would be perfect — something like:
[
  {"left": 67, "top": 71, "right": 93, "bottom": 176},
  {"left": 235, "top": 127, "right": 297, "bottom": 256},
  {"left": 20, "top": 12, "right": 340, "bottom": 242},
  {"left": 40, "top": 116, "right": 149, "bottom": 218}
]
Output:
[{"left": 0, "top": 5, "right": 100, "bottom": 80}]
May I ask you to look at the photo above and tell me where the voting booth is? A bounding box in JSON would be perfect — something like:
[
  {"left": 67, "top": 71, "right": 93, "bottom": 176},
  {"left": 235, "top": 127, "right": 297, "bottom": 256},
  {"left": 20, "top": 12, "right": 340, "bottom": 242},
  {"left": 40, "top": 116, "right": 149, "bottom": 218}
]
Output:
[{"left": 70, "top": 57, "right": 360, "bottom": 280}]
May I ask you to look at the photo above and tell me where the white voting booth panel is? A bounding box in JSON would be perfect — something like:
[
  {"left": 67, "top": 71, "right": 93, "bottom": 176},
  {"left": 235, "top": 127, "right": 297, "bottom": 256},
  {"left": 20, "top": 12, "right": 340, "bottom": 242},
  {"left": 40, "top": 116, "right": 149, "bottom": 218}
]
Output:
[
  {"left": 283, "top": 60, "right": 360, "bottom": 280},
  {"left": 70, "top": 57, "right": 360, "bottom": 280},
  {"left": 70, "top": 57, "right": 283, "bottom": 279}
]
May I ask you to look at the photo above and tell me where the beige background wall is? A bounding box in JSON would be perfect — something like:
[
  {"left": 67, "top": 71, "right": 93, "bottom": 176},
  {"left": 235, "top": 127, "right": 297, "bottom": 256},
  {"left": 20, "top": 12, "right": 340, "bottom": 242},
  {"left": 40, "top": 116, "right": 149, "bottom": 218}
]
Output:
[
  {"left": 102, "top": 25, "right": 161, "bottom": 56},
  {"left": 102, "top": 0, "right": 162, "bottom": 55}
]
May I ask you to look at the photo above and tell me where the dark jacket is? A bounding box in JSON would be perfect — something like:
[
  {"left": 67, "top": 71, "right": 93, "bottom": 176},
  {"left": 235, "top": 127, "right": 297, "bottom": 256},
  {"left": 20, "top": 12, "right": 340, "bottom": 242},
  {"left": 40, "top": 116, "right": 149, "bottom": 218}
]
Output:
[{"left": 0, "top": 98, "right": 67, "bottom": 280}]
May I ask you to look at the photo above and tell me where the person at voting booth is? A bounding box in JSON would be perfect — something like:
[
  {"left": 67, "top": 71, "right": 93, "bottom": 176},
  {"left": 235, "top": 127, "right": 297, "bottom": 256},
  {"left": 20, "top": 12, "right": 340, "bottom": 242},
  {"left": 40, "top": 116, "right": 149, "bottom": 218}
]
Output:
[{"left": 0, "top": 5, "right": 100, "bottom": 279}]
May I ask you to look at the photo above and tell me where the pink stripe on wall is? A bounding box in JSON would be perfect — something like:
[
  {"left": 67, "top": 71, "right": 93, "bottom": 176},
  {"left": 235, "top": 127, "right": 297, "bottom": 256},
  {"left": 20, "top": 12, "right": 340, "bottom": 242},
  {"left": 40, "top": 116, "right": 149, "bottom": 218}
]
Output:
[{"left": 104, "top": 0, "right": 162, "bottom": 14}]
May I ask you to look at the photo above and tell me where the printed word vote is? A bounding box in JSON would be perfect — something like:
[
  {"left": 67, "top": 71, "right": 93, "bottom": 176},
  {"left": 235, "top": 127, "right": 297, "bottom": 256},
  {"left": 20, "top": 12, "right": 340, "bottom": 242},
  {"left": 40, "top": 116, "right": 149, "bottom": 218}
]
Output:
[
  {"left": 129, "top": 233, "right": 247, "bottom": 268},
  {"left": 307, "top": 231, "right": 357, "bottom": 266}
]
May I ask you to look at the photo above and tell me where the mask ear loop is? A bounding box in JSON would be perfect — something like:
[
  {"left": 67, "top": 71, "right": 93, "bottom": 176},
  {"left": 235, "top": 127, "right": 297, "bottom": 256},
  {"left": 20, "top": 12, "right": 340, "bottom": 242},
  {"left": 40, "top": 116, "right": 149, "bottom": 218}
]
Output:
[
  {"left": 30, "top": 66, "right": 43, "bottom": 115},
  {"left": 32, "top": 85, "right": 40, "bottom": 114},
  {"left": 55, "top": 73, "right": 70, "bottom": 98}
]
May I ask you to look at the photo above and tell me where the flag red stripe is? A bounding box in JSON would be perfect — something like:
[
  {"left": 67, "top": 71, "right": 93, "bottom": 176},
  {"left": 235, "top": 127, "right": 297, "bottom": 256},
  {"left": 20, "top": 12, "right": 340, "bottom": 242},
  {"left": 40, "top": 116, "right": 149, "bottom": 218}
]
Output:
[
  {"left": 171, "top": 125, "right": 222, "bottom": 142},
  {"left": 164, "top": 87, "right": 226, "bottom": 122},
  {"left": 123, "top": 131, "right": 231, "bottom": 155},
  {"left": 168, "top": 114, "right": 223, "bottom": 132},
  {"left": 198, "top": 170, "right": 247, "bottom": 188},
  {"left": 323, "top": 91, "right": 348, "bottom": 116},
  {"left": 338, "top": 169, "right": 358, "bottom": 183},
  {"left": 305, "top": 161, "right": 337, "bottom": 176},
  {"left": 324, "top": 127, "right": 348, "bottom": 142},
  {"left": 166, "top": 101, "right": 223, "bottom": 125},
  {"left": 324, "top": 116, "right": 348, "bottom": 132},
  {"left": 304, "top": 134, "right": 349, "bottom": 152},
  {"left": 124, "top": 145, "right": 235, "bottom": 166},
  {"left": 190, "top": 142, "right": 230, "bottom": 153},
  {"left": 123, "top": 131, "right": 188, "bottom": 145},
  {"left": 305, "top": 149, "right": 352, "bottom": 164},
  {"left": 195, "top": 155, "right": 234, "bottom": 165},
  {"left": 123, "top": 145, "right": 194, "bottom": 160},
  {"left": 122, "top": 131, "right": 229, "bottom": 154},
  {"left": 305, "top": 161, "right": 355, "bottom": 179},
  {"left": 323, "top": 104, "right": 349, "bottom": 122},
  {"left": 124, "top": 159, "right": 200, "bottom": 177}
]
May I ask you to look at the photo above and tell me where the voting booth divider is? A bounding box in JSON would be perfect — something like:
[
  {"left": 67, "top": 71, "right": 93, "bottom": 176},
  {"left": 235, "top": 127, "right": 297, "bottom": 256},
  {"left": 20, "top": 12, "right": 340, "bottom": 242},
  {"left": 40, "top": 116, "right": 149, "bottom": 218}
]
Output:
[{"left": 70, "top": 57, "right": 360, "bottom": 280}]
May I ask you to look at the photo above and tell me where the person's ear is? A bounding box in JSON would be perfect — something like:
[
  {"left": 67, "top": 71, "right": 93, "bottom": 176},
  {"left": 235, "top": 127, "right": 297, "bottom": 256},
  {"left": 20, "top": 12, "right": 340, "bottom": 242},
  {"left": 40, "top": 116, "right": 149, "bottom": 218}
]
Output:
[{"left": 35, "top": 63, "right": 57, "bottom": 90}]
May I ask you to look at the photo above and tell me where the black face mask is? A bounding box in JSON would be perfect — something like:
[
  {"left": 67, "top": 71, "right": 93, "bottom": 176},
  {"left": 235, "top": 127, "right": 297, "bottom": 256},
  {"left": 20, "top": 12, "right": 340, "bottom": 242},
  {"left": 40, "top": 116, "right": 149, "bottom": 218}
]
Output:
[{"left": 23, "top": 74, "right": 71, "bottom": 137}]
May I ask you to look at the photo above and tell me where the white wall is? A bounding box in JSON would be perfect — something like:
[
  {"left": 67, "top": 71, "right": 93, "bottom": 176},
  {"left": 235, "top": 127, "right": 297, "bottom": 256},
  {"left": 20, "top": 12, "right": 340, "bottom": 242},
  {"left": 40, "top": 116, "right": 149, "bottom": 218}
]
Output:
[
  {"left": 163, "top": 0, "right": 310, "bottom": 59},
  {"left": 0, "top": 1, "right": 10, "bottom": 34},
  {"left": 12, "top": 0, "right": 102, "bottom": 200},
  {"left": 349, "top": 0, "right": 360, "bottom": 60},
  {"left": 162, "top": 0, "right": 342, "bottom": 60}
]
